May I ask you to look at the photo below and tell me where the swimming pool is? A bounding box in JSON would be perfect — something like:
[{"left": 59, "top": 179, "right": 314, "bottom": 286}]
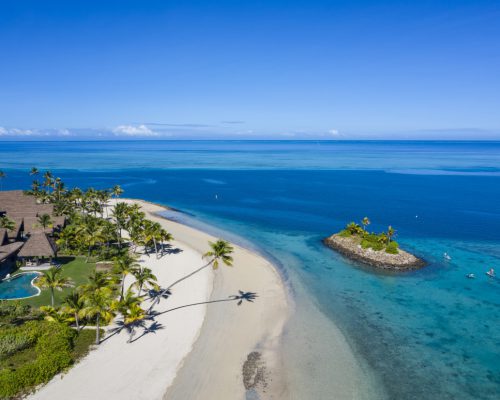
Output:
[{"left": 0, "top": 272, "right": 41, "bottom": 300}]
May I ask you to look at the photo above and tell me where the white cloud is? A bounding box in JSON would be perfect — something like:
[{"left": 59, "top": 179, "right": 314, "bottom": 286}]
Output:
[
  {"left": 112, "top": 124, "right": 158, "bottom": 137},
  {"left": 328, "top": 129, "right": 340, "bottom": 136},
  {"left": 0, "top": 127, "right": 78, "bottom": 137},
  {"left": 0, "top": 127, "right": 37, "bottom": 136},
  {"left": 58, "top": 128, "right": 72, "bottom": 136}
]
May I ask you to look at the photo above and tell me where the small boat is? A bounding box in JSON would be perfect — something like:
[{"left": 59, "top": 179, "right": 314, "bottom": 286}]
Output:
[
  {"left": 486, "top": 268, "right": 495, "bottom": 278},
  {"left": 444, "top": 252, "right": 451, "bottom": 261},
  {"left": 465, "top": 273, "right": 475, "bottom": 279}
]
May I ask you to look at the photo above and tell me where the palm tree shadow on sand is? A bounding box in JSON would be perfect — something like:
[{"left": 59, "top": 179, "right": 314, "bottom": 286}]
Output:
[
  {"left": 103, "top": 291, "right": 257, "bottom": 344},
  {"left": 150, "top": 291, "right": 258, "bottom": 318}
]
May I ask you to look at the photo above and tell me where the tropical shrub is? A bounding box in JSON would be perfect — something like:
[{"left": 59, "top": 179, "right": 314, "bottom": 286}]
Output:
[
  {"left": 385, "top": 241, "right": 399, "bottom": 254},
  {"left": 0, "top": 323, "right": 39, "bottom": 358},
  {"left": 0, "top": 321, "right": 75, "bottom": 398}
]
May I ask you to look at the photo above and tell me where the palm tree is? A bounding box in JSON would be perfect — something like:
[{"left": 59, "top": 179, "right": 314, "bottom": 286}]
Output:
[
  {"left": 0, "top": 170, "right": 5, "bottom": 191},
  {"left": 377, "top": 232, "right": 389, "bottom": 245},
  {"left": 0, "top": 215, "right": 15, "bottom": 231},
  {"left": 30, "top": 167, "right": 39, "bottom": 176},
  {"left": 112, "top": 185, "right": 124, "bottom": 199},
  {"left": 132, "top": 267, "right": 157, "bottom": 296},
  {"left": 149, "top": 240, "right": 234, "bottom": 313},
  {"left": 82, "top": 289, "right": 115, "bottom": 345},
  {"left": 159, "top": 228, "right": 173, "bottom": 256},
  {"left": 53, "top": 178, "right": 65, "bottom": 202},
  {"left": 143, "top": 221, "right": 164, "bottom": 257},
  {"left": 361, "top": 217, "right": 371, "bottom": 233},
  {"left": 169, "top": 239, "right": 233, "bottom": 289},
  {"left": 31, "top": 179, "right": 41, "bottom": 195},
  {"left": 63, "top": 291, "right": 85, "bottom": 331},
  {"left": 82, "top": 271, "right": 113, "bottom": 293},
  {"left": 113, "top": 254, "right": 140, "bottom": 300},
  {"left": 76, "top": 218, "right": 105, "bottom": 261},
  {"left": 37, "top": 267, "right": 74, "bottom": 307},
  {"left": 387, "top": 226, "right": 396, "bottom": 243},
  {"left": 42, "top": 171, "right": 53, "bottom": 192},
  {"left": 40, "top": 306, "right": 72, "bottom": 324},
  {"left": 97, "top": 190, "right": 111, "bottom": 218},
  {"left": 346, "top": 222, "right": 362, "bottom": 235},
  {"left": 112, "top": 202, "right": 130, "bottom": 247},
  {"left": 37, "top": 213, "right": 53, "bottom": 231}
]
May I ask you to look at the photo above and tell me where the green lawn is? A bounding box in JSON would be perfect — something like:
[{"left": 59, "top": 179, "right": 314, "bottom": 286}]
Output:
[{"left": 19, "top": 256, "right": 95, "bottom": 308}]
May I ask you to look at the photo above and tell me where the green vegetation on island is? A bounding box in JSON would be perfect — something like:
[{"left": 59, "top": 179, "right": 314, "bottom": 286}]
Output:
[{"left": 338, "top": 218, "right": 399, "bottom": 254}]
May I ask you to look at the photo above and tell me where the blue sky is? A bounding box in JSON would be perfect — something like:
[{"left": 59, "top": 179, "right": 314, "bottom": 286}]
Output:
[{"left": 0, "top": 0, "right": 499, "bottom": 140}]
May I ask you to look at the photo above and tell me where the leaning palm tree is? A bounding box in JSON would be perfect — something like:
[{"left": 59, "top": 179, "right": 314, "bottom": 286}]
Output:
[
  {"left": 82, "top": 288, "right": 115, "bottom": 345},
  {"left": 149, "top": 240, "right": 234, "bottom": 313},
  {"left": 63, "top": 291, "right": 85, "bottom": 331},
  {"left": 0, "top": 170, "right": 5, "bottom": 191},
  {"left": 113, "top": 254, "right": 140, "bottom": 300},
  {"left": 30, "top": 167, "right": 39, "bottom": 176},
  {"left": 168, "top": 239, "right": 233, "bottom": 290},
  {"left": 37, "top": 267, "right": 74, "bottom": 307}
]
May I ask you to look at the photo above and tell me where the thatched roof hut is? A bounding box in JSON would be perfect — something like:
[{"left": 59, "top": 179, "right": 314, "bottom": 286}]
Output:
[{"left": 17, "top": 232, "right": 57, "bottom": 258}]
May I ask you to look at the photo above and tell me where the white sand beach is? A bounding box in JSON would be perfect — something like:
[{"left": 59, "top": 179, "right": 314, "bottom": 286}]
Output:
[{"left": 29, "top": 199, "right": 289, "bottom": 400}]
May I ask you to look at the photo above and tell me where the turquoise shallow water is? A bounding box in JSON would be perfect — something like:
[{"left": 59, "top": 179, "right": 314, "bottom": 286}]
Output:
[
  {"left": 1, "top": 141, "right": 499, "bottom": 399},
  {"left": 0, "top": 273, "right": 40, "bottom": 299}
]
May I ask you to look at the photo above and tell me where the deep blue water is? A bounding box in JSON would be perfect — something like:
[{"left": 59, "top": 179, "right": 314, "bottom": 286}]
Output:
[
  {"left": 0, "top": 273, "right": 40, "bottom": 299},
  {"left": 1, "top": 140, "right": 499, "bottom": 399}
]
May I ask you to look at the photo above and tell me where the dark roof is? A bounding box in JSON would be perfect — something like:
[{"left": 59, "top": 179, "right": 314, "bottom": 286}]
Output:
[
  {"left": 0, "top": 191, "right": 64, "bottom": 236},
  {"left": 0, "top": 241, "right": 24, "bottom": 262},
  {"left": 0, "top": 229, "right": 8, "bottom": 246},
  {"left": 17, "top": 232, "right": 57, "bottom": 258}
]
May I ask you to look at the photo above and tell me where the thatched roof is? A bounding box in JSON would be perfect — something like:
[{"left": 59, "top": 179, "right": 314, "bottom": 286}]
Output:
[
  {"left": 17, "top": 232, "right": 57, "bottom": 258},
  {"left": 0, "top": 190, "right": 64, "bottom": 236},
  {"left": 0, "top": 242, "right": 23, "bottom": 262},
  {"left": 0, "top": 229, "right": 8, "bottom": 246}
]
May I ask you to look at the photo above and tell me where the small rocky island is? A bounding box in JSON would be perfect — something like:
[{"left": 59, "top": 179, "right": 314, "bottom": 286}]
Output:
[{"left": 323, "top": 218, "right": 425, "bottom": 271}]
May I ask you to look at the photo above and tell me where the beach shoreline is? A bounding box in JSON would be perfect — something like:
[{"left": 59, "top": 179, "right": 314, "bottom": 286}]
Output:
[
  {"left": 132, "top": 199, "right": 291, "bottom": 400},
  {"left": 29, "top": 198, "right": 380, "bottom": 400}
]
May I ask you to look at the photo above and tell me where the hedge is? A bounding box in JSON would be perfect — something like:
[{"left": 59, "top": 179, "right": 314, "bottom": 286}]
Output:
[{"left": 0, "top": 321, "right": 75, "bottom": 399}]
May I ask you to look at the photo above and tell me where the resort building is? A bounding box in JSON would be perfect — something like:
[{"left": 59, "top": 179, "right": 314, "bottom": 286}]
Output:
[{"left": 0, "top": 190, "right": 64, "bottom": 275}]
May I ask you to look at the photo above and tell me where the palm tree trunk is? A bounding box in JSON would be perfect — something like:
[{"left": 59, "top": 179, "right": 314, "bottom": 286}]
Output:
[
  {"left": 148, "top": 260, "right": 213, "bottom": 314},
  {"left": 86, "top": 246, "right": 92, "bottom": 262},
  {"left": 166, "top": 260, "right": 213, "bottom": 291},
  {"left": 121, "top": 275, "right": 126, "bottom": 300},
  {"left": 95, "top": 314, "right": 100, "bottom": 345},
  {"left": 51, "top": 289, "right": 55, "bottom": 307},
  {"left": 153, "top": 237, "right": 158, "bottom": 258},
  {"left": 75, "top": 312, "right": 80, "bottom": 331}
]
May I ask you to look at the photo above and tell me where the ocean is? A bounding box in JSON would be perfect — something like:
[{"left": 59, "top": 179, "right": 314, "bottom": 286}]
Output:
[{"left": 1, "top": 140, "right": 499, "bottom": 399}]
